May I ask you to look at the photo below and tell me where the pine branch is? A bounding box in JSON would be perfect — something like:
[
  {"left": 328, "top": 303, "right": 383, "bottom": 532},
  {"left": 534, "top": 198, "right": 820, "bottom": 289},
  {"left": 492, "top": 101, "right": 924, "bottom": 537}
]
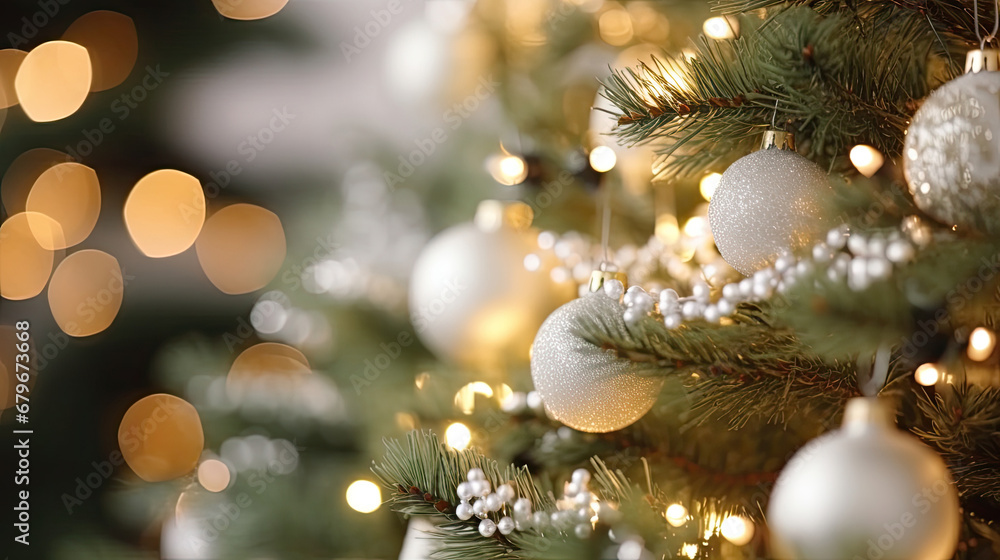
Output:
[
  {"left": 371, "top": 431, "right": 722, "bottom": 560},
  {"left": 600, "top": 7, "right": 943, "bottom": 179},
  {"left": 576, "top": 301, "right": 861, "bottom": 428},
  {"left": 505, "top": 411, "right": 796, "bottom": 523},
  {"left": 777, "top": 234, "right": 1000, "bottom": 362},
  {"left": 915, "top": 385, "right": 1000, "bottom": 504},
  {"left": 714, "top": 0, "right": 998, "bottom": 46},
  {"left": 372, "top": 431, "right": 550, "bottom": 560}
]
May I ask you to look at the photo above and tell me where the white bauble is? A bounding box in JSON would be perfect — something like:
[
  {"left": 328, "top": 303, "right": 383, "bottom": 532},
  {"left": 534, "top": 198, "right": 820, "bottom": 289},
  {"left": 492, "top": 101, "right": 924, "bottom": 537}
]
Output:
[
  {"left": 904, "top": 68, "right": 1000, "bottom": 233},
  {"left": 768, "top": 398, "right": 960, "bottom": 560},
  {"left": 409, "top": 221, "right": 566, "bottom": 368},
  {"left": 709, "top": 148, "right": 831, "bottom": 275},
  {"left": 530, "top": 293, "right": 665, "bottom": 433},
  {"left": 398, "top": 517, "right": 441, "bottom": 560}
]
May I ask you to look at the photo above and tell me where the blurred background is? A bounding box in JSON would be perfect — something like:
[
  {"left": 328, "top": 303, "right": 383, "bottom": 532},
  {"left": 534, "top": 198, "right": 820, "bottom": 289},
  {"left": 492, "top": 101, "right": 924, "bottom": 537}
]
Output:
[{"left": 0, "top": 0, "right": 732, "bottom": 558}]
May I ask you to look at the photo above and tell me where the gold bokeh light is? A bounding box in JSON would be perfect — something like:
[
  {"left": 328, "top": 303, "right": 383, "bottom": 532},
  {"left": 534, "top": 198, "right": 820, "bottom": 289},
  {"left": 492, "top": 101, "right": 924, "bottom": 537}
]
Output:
[
  {"left": 226, "top": 342, "right": 311, "bottom": 396},
  {"left": 124, "top": 169, "right": 206, "bottom": 258},
  {"left": 212, "top": 0, "right": 290, "bottom": 20},
  {"left": 720, "top": 515, "right": 754, "bottom": 546},
  {"left": 666, "top": 503, "right": 688, "bottom": 527},
  {"left": 700, "top": 172, "right": 722, "bottom": 201},
  {"left": 63, "top": 11, "right": 138, "bottom": 92},
  {"left": 703, "top": 17, "right": 738, "bottom": 40},
  {"left": 1, "top": 148, "right": 73, "bottom": 217},
  {"left": 968, "top": 327, "right": 996, "bottom": 362},
  {"left": 589, "top": 146, "right": 617, "bottom": 172},
  {"left": 118, "top": 393, "right": 205, "bottom": 482},
  {"left": 345, "top": 479, "right": 381, "bottom": 513},
  {"left": 26, "top": 162, "right": 101, "bottom": 249},
  {"left": 445, "top": 422, "right": 472, "bottom": 450},
  {"left": 849, "top": 144, "right": 885, "bottom": 178},
  {"left": 0, "top": 213, "right": 62, "bottom": 301},
  {"left": 196, "top": 203, "right": 287, "bottom": 295},
  {"left": 0, "top": 49, "right": 27, "bottom": 109},
  {"left": 0, "top": 326, "right": 21, "bottom": 410},
  {"left": 914, "top": 363, "right": 940, "bottom": 386},
  {"left": 454, "top": 382, "right": 494, "bottom": 415},
  {"left": 197, "top": 459, "right": 232, "bottom": 492},
  {"left": 599, "top": 6, "right": 634, "bottom": 46},
  {"left": 15, "top": 40, "right": 92, "bottom": 122},
  {"left": 48, "top": 249, "right": 124, "bottom": 337}
]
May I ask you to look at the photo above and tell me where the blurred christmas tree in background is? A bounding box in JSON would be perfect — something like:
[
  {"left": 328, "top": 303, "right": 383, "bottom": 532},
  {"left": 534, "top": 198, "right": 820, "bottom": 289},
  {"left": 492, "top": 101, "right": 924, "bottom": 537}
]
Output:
[{"left": 3, "top": 0, "right": 1000, "bottom": 559}]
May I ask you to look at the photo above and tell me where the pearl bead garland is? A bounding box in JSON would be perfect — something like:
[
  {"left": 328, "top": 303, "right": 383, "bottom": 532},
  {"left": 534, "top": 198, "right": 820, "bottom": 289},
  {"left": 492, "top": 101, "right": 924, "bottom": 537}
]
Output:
[
  {"left": 614, "top": 222, "right": 918, "bottom": 328},
  {"left": 452, "top": 466, "right": 616, "bottom": 542}
]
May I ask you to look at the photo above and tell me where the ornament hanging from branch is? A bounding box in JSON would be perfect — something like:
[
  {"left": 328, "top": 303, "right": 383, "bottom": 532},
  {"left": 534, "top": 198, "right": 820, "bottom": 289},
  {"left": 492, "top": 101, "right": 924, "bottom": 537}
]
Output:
[
  {"left": 530, "top": 271, "right": 664, "bottom": 433},
  {"left": 708, "top": 130, "right": 833, "bottom": 276},
  {"left": 768, "top": 398, "right": 960, "bottom": 560},
  {"left": 408, "top": 200, "right": 570, "bottom": 369},
  {"left": 904, "top": 48, "right": 1000, "bottom": 234}
]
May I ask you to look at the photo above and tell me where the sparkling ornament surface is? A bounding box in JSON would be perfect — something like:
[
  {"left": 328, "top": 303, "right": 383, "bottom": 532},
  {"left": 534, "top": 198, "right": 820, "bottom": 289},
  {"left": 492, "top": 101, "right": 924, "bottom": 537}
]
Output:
[
  {"left": 904, "top": 70, "right": 1000, "bottom": 233},
  {"left": 530, "top": 293, "right": 665, "bottom": 432},
  {"left": 409, "top": 222, "right": 568, "bottom": 368},
  {"left": 768, "top": 398, "right": 959, "bottom": 560},
  {"left": 709, "top": 148, "right": 831, "bottom": 275}
]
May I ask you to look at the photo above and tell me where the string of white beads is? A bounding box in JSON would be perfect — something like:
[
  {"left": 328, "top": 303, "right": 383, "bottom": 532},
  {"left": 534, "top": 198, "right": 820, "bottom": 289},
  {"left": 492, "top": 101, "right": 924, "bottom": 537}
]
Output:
[
  {"left": 611, "top": 222, "right": 918, "bottom": 328},
  {"left": 455, "top": 467, "right": 610, "bottom": 541}
]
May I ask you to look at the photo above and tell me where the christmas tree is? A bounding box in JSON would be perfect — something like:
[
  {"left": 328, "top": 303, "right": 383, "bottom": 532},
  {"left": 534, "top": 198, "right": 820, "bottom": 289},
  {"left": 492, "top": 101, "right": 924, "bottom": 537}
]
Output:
[
  {"left": 3, "top": 0, "right": 1000, "bottom": 559},
  {"left": 369, "top": 1, "right": 1000, "bottom": 559}
]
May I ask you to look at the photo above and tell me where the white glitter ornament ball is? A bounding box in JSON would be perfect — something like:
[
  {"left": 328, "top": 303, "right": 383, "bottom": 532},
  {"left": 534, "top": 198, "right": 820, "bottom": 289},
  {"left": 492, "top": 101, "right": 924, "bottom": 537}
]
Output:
[
  {"left": 409, "top": 218, "right": 567, "bottom": 369},
  {"left": 904, "top": 69, "right": 1000, "bottom": 233},
  {"left": 530, "top": 293, "right": 665, "bottom": 433},
  {"left": 709, "top": 148, "right": 831, "bottom": 275},
  {"left": 768, "top": 398, "right": 959, "bottom": 560}
]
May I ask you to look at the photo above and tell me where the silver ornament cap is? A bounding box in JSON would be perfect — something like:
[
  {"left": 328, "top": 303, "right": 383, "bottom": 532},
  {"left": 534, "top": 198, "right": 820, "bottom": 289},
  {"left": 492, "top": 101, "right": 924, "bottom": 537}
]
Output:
[
  {"left": 589, "top": 269, "right": 628, "bottom": 294},
  {"left": 965, "top": 48, "right": 1000, "bottom": 73}
]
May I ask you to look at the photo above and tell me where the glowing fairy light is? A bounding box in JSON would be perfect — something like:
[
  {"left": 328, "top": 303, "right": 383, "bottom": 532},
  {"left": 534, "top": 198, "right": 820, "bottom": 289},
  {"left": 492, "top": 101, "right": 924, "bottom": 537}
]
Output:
[
  {"left": 968, "top": 327, "right": 996, "bottom": 361},
  {"left": 666, "top": 503, "right": 688, "bottom": 527},
  {"left": 720, "top": 515, "right": 754, "bottom": 545},
  {"left": 346, "top": 480, "right": 382, "bottom": 513},
  {"left": 589, "top": 146, "right": 617, "bottom": 172},
  {"left": 699, "top": 172, "right": 722, "bottom": 201},
  {"left": 703, "top": 16, "right": 738, "bottom": 39},
  {"left": 445, "top": 422, "right": 472, "bottom": 450},
  {"left": 850, "top": 145, "right": 884, "bottom": 177},
  {"left": 914, "top": 363, "right": 940, "bottom": 386}
]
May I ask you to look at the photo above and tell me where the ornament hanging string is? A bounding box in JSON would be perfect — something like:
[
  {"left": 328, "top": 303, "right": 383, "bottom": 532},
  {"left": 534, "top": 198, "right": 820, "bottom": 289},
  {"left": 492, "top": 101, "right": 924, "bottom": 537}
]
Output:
[
  {"left": 974, "top": 0, "right": 1000, "bottom": 49},
  {"left": 857, "top": 343, "right": 892, "bottom": 396},
  {"left": 600, "top": 178, "right": 612, "bottom": 265},
  {"left": 771, "top": 99, "right": 779, "bottom": 129}
]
